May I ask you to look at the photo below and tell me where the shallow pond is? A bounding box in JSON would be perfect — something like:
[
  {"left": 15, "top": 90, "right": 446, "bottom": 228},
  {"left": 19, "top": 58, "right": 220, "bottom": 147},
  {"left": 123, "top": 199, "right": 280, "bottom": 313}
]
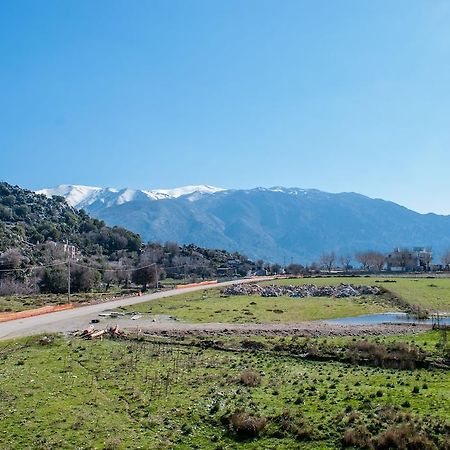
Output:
[{"left": 325, "top": 312, "right": 450, "bottom": 326}]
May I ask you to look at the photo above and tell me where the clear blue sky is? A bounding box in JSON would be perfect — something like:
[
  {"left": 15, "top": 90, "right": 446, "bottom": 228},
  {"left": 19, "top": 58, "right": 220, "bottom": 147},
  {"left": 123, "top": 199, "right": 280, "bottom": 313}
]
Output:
[{"left": 1, "top": 1, "right": 450, "bottom": 214}]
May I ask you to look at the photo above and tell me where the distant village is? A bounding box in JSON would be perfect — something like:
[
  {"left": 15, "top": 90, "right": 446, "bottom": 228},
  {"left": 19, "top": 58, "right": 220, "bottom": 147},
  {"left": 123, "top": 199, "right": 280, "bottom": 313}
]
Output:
[{"left": 254, "top": 247, "right": 450, "bottom": 276}]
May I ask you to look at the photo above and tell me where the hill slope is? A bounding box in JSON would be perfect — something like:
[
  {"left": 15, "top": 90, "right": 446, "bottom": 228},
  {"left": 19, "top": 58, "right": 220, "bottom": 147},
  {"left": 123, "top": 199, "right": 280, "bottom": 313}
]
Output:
[
  {"left": 0, "top": 182, "right": 255, "bottom": 300},
  {"left": 0, "top": 182, "right": 141, "bottom": 261}
]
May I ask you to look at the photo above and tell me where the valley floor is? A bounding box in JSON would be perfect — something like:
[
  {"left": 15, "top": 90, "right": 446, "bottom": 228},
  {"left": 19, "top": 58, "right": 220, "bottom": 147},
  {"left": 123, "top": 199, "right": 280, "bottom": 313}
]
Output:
[
  {"left": 0, "top": 332, "right": 448, "bottom": 449},
  {"left": 1, "top": 277, "right": 449, "bottom": 449}
]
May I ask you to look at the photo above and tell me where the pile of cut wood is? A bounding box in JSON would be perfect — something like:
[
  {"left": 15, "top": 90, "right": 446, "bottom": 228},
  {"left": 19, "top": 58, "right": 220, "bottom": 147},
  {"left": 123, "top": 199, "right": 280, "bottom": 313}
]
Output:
[{"left": 74, "top": 325, "right": 127, "bottom": 340}]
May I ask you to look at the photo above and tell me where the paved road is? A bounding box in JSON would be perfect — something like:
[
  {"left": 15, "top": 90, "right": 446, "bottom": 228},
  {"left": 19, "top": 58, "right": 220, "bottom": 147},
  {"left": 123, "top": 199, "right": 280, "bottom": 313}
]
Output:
[{"left": 0, "top": 278, "right": 272, "bottom": 340}]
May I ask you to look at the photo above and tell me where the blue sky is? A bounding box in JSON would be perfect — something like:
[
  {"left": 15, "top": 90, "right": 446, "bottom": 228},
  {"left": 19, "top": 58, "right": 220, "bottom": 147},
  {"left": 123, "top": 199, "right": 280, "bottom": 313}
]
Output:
[{"left": 1, "top": 1, "right": 450, "bottom": 214}]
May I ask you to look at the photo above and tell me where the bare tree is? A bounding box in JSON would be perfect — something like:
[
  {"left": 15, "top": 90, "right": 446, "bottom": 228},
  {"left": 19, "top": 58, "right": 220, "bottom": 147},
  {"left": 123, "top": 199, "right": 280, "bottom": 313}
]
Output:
[
  {"left": 0, "top": 277, "right": 32, "bottom": 296},
  {"left": 307, "top": 262, "right": 320, "bottom": 274},
  {"left": 369, "top": 252, "right": 385, "bottom": 272},
  {"left": 355, "top": 251, "right": 385, "bottom": 272},
  {"left": 442, "top": 250, "right": 450, "bottom": 269},
  {"left": 103, "top": 270, "right": 118, "bottom": 290},
  {"left": 0, "top": 248, "right": 22, "bottom": 275},
  {"left": 320, "top": 252, "right": 336, "bottom": 273},
  {"left": 142, "top": 244, "right": 164, "bottom": 264},
  {"left": 355, "top": 252, "right": 371, "bottom": 271},
  {"left": 339, "top": 255, "right": 351, "bottom": 272}
]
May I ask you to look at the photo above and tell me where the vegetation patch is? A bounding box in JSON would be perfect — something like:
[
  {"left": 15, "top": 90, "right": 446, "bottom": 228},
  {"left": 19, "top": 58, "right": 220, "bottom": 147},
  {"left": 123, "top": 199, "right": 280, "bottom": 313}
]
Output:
[
  {"left": 125, "top": 287, "right": 397, "bottom": 323},
  {"left": 0, "top": 332, "right": 448, "bottom": 449},
  {"left": 267, "top": 277, "right": 450, "bottom": 312}
]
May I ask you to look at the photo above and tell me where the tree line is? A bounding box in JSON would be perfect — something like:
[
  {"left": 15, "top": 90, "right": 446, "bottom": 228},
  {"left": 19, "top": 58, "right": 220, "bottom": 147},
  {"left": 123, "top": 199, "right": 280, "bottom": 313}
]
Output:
[
  {"left": 290, "top": 249, "right": 450, "bottom": 274},
  {"left": 0, "top": 241, "right": 256, "bottom": 296}
]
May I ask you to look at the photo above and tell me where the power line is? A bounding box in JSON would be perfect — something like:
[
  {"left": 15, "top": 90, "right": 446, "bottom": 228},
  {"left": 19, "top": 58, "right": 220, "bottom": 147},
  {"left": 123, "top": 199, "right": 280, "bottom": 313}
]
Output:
[
  {"left": 0, "top": 261, "right": 67, "bottom": 273},
  {"left": 0, "top": 260, "right": 204, "bottom": 274},
  {"left": 70, "top": 261, "right": 191, "bottom": 273}
]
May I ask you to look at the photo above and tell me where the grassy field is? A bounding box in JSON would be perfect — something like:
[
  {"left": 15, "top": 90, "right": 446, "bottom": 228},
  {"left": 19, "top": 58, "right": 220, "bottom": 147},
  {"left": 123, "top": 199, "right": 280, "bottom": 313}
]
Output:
[
  {"left": 0, "top": 332, "right": 448, "bottom": 449},
  {"left": 266, "top": 276, "right": 450, "bottom": 312},
  {"left": 2, "top": 277, "right": 449, "bottom": 449},
  {"left": 120, "top": 276, "right": 450, "bottom": 324},
  {"left": 123, "top": 288, "right": 397, "bottom": 323}
]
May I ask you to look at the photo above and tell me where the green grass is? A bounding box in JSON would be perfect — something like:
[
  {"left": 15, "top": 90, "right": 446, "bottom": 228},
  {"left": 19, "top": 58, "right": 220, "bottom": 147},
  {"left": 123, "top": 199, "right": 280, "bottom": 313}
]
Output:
[
  {"left": 265, "top": 276, "right": 450, "bottom": 312},
  {"left": 213, "top": 330, "right": 447, "bottom": 360},
  {"left": 123, "top": 276, "right": 450, "bottom": 324},
  {"left": 0, "top": 333, "right": 448, "bottom": 449},
  {"left": 123, "top": 288, "right": 396, "bottom": 323}
]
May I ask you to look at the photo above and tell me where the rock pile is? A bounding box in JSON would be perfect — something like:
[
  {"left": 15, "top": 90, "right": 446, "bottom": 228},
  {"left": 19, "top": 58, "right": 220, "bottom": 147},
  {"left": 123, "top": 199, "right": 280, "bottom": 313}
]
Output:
[{"left": 223, "top": 283, "right": 381, "bottom": 298}]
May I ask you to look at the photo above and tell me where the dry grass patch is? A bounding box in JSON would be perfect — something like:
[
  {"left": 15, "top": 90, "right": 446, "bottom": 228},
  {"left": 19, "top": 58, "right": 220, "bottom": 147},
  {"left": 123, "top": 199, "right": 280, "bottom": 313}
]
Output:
[{"left": 239, "top": 369, "right": 262, "bottom": 387}]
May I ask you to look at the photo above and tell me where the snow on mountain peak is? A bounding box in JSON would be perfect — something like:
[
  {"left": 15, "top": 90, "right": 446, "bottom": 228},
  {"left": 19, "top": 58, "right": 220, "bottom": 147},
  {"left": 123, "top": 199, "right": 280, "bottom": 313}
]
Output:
[
  {"left": 36, "top": 184, "right": 225, "bottom": 208},
  {"left": 151, "top": 185, "right": 225, "bottom": 198},
  {"left": 36, "top": 185, "right": 105, "bottom": 208}
]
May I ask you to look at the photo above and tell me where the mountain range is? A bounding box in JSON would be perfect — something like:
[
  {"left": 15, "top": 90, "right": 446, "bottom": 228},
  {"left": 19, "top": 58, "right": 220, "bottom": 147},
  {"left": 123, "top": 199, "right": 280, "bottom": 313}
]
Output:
[{"left": 37, "top": 184, "right": 450, "bottom": 263}]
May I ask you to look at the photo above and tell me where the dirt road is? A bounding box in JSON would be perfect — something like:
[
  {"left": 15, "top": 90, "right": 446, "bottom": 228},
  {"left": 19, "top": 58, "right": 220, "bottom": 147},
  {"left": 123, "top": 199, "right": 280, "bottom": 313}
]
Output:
[
  {"left": 0, "top": 276, "right": 429, "bottom": 340},
  {"left": 111, "top": 318, "right": 429, "bottom": 338},
  {"left": 0, "top": 278, "right": 273, "bottom": 340}
]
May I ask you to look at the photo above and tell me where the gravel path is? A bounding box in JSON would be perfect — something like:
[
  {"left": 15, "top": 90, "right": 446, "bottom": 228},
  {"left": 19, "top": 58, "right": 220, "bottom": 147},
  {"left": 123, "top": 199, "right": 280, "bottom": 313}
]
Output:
[
  {"left": 0, "top": 278, "right": 273, "bottom": 340},
  {"left": 133, "top": 321, "right": 430, "bottom": 338}
]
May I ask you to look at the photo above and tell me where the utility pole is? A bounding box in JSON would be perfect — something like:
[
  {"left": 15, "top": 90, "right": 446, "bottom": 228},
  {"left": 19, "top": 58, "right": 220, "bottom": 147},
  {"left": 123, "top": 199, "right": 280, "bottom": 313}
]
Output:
[
  {"left": 154, "top": 264, "right": 159, "bottom": 290},
  {"left": 33, "top": 268, "right": 38, "bottom": 296},
  {"left": 67, "top": 240, "right": 71, "bottom": 304}
]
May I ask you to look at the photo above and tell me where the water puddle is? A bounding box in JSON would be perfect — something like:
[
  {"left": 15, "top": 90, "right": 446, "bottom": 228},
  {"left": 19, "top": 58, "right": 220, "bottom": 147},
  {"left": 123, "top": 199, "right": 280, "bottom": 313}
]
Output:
[{"left": 325, "top": 312, "right": 450, "bottom": 326}]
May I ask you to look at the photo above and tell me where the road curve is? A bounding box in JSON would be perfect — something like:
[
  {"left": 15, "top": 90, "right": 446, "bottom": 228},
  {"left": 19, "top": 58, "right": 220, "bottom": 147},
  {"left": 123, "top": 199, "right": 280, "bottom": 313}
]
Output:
[{"left": 0, "top": 278, "right": 273, "bottom": 340}]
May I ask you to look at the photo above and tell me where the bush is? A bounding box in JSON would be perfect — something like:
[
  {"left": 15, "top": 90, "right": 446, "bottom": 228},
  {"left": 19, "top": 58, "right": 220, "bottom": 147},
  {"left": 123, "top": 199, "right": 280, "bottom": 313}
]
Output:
[
  {"left": 70, "top": 265, "right": 101, "bottom": 292},
  {"left": 228, "top": 411, "right": 267, "bottom": 438},
  {"left": 241, "top": 339, "right": 265, "bottom": 350},
  {"left": 374, "top": 424, "right": 436, "bottom": 450},
  {"left": 239, "top": 369, "right": 262, "bottom": 387},
  {"left": 0, "top": 278, "right": 33, "bottom": 296},
  {"left": 40, "top": 267, "right": 67, "bottom": 294},
  {"left": 273, "top": 410, "right": 314, "bottom": 441},
  {"left": 342, "top": 425, "right": 372, "bottom": 448},
  {"left": 348, "top": 341, "right": 425, "bottom": 370}
]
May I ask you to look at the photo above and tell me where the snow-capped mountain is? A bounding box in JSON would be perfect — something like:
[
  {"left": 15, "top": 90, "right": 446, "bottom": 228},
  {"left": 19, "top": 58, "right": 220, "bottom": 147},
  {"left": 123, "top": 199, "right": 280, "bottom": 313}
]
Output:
[
  {"left": 37, "top": 184, "right": 225, "bottom": 208},
  {"left": 36, "top": 185, "right": 108, "bottom": 209},
  {"left": 36, "top": 184, "right": 450, "bottom": 263}
]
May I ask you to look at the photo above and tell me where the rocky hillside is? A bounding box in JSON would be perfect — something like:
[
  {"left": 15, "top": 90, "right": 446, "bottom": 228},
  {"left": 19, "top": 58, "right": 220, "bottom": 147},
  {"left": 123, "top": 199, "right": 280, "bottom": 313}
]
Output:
[
  {"left": 0, "top": 182, "right": 255, "bottom": 296},
  {"left": 0, "top": 182, "right": 142, "bottom": 261}
]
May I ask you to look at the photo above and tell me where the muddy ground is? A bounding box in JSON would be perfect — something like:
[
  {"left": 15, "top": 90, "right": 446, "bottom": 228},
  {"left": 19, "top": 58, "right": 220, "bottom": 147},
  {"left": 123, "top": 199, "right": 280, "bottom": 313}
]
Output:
[{"left": 98, "top": 316, "right": 430, "bottom": 338}]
